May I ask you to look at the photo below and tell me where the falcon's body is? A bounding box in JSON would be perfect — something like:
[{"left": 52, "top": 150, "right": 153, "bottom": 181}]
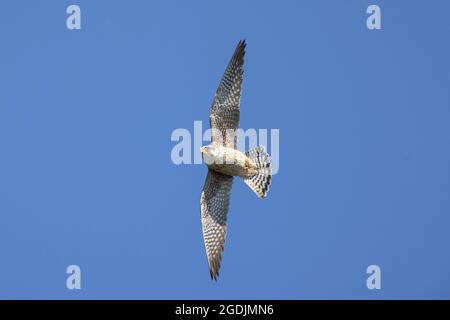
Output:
[
  {"left": 199, "top": 40, "right": 272, "bottom": 280},
  {"left": 201, "top": 145, "right": 258, "bottom": 178}
]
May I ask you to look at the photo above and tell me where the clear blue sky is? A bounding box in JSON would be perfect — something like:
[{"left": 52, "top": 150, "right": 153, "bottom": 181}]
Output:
[{"left": 0, "top": 0, "right": 449, "bottom": 299}]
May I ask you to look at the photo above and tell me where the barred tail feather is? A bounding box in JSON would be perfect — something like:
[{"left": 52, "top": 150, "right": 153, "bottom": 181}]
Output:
[{"left": 244, "top": 146, "right": 272, "bottom": 198}]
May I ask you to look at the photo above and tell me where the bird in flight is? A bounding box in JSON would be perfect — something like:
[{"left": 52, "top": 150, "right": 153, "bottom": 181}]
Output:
[{"left": 200, "top": 40, "right": 272, "bottom": 280}]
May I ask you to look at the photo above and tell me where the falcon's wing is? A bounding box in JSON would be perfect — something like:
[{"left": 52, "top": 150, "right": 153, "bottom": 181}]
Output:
[
  {"left": 200, "top": 170, "right": 234, "bottom": 280},
  {"left": 209, "top": 40, "right": 246, "bottom": 148}
]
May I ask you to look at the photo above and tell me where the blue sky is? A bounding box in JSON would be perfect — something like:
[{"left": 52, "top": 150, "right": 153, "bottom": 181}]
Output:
[{"left": 0, "top": 0, "right": 449, "bottom": 299}]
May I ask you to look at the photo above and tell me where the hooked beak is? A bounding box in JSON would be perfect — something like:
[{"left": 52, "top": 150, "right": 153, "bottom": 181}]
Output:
[{"left": 200, "top": 146, "right": 206, "bottom": 154}]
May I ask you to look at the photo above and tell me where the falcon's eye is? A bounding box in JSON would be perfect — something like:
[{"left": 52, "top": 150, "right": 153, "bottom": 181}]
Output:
[{"left": 201, "top": 146, "right": 209, "bottom": 154}]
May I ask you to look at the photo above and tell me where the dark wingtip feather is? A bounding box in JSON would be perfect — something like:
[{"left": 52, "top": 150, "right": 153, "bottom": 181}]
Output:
[
  {"left": 209, "top": 266, "right": 219, "bottom": 281},
  {"left": 233, "top": 39, "right": 246, "bottom": 58},
  {"left": 239, "top": 39, "right": 246, "bottom": 52},
  {"left": 208, "top": 255, "right": 222, "bottom": 281}
]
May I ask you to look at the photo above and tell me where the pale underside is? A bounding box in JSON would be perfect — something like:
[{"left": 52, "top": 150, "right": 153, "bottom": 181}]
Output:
[{"left": 203, "top": 146, "right": 257, "bottom": 178}]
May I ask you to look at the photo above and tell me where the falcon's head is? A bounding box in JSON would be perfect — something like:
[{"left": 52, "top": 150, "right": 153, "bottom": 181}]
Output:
[{"left": 200, "top": 145, "right": 219, "bottom": 165}]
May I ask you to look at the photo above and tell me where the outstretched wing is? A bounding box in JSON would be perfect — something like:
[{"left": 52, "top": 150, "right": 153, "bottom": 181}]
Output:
[
  {"left": 200, "top": 170, "right": 233, "bottom": 280},
  {"left": 210, "top": 40, "right": 246, "bottom": 148}
]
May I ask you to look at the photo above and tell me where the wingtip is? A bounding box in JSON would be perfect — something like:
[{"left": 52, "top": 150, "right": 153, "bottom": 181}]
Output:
[
  {"left": 235, "top": 39, "right": 246, "bottom": 62},
  {"left": 208, "top": 256, "right": 222, "bottom": 281},
  {"left": 209, "top": 269, "right": 219, "bottom": 281},
  {"left": 239, "top": 39, "right": 247, "bottom": 49}
]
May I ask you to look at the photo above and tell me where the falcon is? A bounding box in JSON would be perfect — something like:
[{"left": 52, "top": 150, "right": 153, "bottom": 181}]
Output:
[{"left": 200, "top": 40, "right": 272, "bottom": 280}]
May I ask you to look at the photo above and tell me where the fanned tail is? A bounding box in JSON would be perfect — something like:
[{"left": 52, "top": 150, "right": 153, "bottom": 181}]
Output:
[{"left": 244, "top": 146, "right": 272, "bottom": 198}]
